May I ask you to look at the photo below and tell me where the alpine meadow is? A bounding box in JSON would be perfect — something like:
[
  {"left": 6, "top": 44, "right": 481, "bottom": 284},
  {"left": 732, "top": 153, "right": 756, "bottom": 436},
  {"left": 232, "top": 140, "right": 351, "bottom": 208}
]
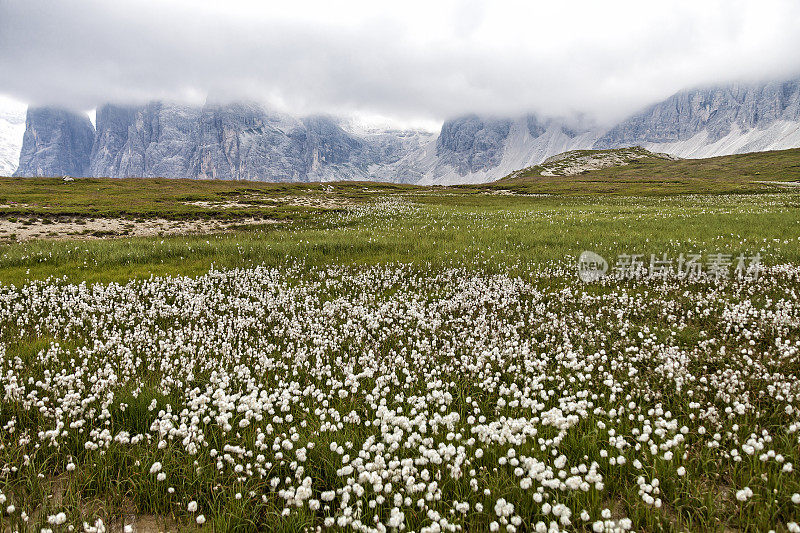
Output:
[
  {"left": 3, "top": 1, "right": 800, "bottom": 531},
  {"left": 0, "top": 147, "right": 798, "bottom": 532}
]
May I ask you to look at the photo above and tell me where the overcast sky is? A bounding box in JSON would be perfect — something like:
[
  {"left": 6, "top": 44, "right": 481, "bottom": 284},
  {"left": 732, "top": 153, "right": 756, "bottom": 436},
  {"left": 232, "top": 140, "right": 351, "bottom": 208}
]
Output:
[{"left": 1, "top": 0, "right": 799, "bottom": 129}]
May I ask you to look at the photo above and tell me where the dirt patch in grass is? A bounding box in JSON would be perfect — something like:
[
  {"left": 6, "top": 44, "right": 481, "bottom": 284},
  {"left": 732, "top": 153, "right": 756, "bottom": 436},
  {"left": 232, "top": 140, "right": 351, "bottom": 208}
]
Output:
[
  {"left": 0, "top": 203, "right": 36, "bottom": 209},
  {"left": 283, "top": 195, "right": 356, "bottom": 209},
  {"left": 481, "top": 189, "right": 549, "bottom": 197},
  {"left": 183, "top": 200, "right": 264, "bottom": 209},
  {"left": 0, "top": 217, "right": 280, "bottom": 242},
  {"left": 184, "top": 194, "right": 356, "bottom": 210},
  {"left": 20, "top": 474, "right": 191, "bottom": 533},
  {"left": 110, "top": 514, "right": 186, "bottom": 533},
  {"left": 754, "top": 180, "right": 800, "bottom": 187}
]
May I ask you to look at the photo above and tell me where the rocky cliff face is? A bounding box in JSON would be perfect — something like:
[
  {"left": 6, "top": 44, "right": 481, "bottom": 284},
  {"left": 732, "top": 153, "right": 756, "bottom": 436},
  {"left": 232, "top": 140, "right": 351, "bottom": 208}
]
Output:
[
  {"left": 89, "top": 102, "right": 206, "bottom": 178},
  {"left": 191, "top": 103, "right": 308, "bottom": 181},
  {"left": 300, "top": 116, "right": 373, "bottom": 180},
  {"left": 119, "top": 103, "right": 201, "bottom": 178},
  {"left": 89, "top": 104, "right": 137, "bottom": 177},
  {"left": 89, "top": 105, "right": 136, "bottom": 177},
  {"left": 595, "top": 79, "right": 800, "bottom": 157},
  {"left": 420, "top": 113, "right": 600, "bottom": 184},
  {"left": 435, "top": 115, "right": 513, "bottom": 176},
  {"left": 87, "top": 102, "right": 421, "bottom": 182},
  {"left": 13, "top": 107, "right": 94, "bottom": 177}
]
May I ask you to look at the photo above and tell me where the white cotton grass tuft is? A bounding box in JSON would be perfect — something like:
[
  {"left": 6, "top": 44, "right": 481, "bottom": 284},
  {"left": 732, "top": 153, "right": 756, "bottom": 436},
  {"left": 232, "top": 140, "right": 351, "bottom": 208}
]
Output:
[{"left": 0, "top": 261, "right": 798, "bottom": 530}]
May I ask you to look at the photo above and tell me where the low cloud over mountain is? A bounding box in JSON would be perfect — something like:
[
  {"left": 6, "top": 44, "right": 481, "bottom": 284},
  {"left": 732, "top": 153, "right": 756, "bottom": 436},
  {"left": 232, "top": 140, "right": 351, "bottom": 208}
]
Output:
[{"left": 7, "top": 77, "right": 800, "bottom": 183}]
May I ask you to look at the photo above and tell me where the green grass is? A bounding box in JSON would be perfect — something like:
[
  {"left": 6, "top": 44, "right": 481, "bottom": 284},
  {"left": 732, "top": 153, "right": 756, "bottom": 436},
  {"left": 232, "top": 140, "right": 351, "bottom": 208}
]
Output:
[
  {"left": 1, "top": 147, "right": 799, "bottom": 224},
  {"left": 0, "top": 149, "right": 799, "bottom": 531},
  {"left": 493, "top": 147, "right": 800, "bottom": 195},
  {"left": 0, "top": 191, "right": 798, "bottom": 286},
  {"left": 0, "top": 176, "right": 417, "bottom": 221}
]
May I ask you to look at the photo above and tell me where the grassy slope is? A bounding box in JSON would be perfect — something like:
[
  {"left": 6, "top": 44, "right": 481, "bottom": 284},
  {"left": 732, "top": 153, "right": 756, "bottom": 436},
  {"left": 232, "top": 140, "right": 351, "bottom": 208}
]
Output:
[{"left": 491, "top": 147, "right": 800, "bottom": 195}]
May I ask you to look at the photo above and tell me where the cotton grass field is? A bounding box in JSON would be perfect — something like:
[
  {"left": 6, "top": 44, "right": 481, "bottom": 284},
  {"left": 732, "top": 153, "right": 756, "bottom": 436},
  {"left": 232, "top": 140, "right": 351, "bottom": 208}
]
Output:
[{"left": 1, "top": 156, "right": 800, "bottom": 532}]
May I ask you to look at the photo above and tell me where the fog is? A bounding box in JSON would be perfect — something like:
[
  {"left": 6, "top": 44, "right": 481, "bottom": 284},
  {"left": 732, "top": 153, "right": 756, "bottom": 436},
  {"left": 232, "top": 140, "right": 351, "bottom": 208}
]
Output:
[{"left": 1, "top": 0, "right": 799, "bottom": 127}]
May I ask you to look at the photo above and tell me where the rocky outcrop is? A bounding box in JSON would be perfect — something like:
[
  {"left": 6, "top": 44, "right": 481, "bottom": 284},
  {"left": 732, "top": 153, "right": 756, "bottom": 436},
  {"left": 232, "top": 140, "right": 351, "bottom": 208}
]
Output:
[
  {"left": 13, "top": 107, "right": 94, "bottom": 177},
  {"left": 533, "top": 147, "right": 677, "bottom": 177}
]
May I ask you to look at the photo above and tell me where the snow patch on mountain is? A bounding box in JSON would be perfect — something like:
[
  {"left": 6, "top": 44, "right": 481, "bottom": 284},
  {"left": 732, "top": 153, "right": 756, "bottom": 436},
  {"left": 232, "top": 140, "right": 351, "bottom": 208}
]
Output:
[
  {"left": 642, "top": 121, "right": 800, "bottom": 159},
  {"left": 0, "top": 96, "right": 27, "bottom": 175}
]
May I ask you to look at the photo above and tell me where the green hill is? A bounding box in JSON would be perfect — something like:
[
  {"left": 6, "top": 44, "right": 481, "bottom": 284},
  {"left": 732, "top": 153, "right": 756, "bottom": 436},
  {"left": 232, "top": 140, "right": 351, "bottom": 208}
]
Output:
[{"left": 491, "top": 147, "right": 800, "bottom": 195}]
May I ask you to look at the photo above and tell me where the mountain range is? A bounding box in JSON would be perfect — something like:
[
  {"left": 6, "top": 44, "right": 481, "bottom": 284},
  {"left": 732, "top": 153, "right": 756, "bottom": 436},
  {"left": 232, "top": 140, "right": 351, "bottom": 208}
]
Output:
[{"left": 4, "top": 77, "right": 800, "bottom": 184}]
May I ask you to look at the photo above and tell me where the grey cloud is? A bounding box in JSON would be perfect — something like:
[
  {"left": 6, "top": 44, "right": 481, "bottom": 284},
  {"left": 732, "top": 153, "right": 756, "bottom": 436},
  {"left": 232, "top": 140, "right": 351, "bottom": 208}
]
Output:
[{"left": 1, "top": 0, "right": 800, "bottom": 125}]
